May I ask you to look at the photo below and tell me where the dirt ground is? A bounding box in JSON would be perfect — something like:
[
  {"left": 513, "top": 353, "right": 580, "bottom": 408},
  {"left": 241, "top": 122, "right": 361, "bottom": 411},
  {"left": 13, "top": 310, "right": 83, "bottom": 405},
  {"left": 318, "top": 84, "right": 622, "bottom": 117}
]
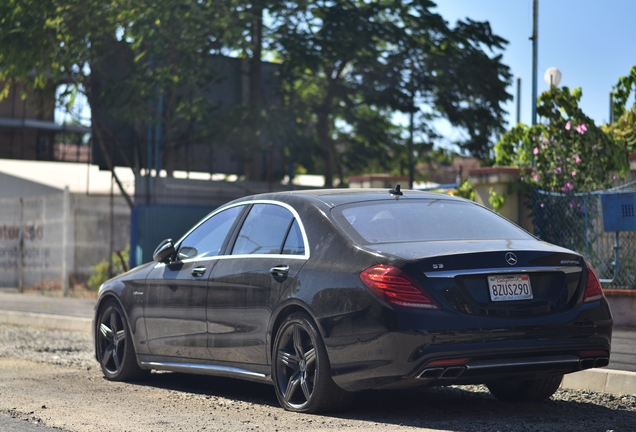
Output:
[{"left": 1, "top": 322, "right": 636, "bottom": 432}]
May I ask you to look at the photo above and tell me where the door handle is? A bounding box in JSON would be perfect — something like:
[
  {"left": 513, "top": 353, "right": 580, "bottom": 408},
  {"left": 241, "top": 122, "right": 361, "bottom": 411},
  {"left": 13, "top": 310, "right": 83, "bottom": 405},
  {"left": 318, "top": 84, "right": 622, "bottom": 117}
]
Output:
[
  {"left": 270, "top": 265, "right": 289, "bottom": 277},
  {"left": 191, "top": 266, "right": 206, "bottom": 276}
]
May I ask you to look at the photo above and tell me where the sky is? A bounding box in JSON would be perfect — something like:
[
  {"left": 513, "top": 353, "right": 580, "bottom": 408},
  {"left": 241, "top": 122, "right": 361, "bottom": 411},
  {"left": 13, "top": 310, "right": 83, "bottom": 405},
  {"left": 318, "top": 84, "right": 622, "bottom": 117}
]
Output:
[{"left": 430, "top": 0, "right": 636, "bottom": 148}]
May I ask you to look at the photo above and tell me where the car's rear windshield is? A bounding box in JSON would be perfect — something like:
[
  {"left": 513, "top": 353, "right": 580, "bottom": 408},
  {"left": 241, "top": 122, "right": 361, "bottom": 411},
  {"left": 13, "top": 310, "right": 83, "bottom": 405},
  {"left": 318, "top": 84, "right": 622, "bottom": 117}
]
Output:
[{"left": 331, "top": 198, "right": 532, "bottom": 244}]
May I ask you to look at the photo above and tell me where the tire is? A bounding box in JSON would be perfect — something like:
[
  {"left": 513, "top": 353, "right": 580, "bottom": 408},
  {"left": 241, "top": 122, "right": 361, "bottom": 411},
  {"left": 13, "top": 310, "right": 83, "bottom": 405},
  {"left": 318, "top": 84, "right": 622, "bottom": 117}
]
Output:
[
  {"left": 487, "top": 374, "right": 563, "bottom": 402},
  {"left": 96, "top": 300, "right": 147, "bottom": 381},
  {"left": 272, "top": 312, "right": 354, "bottom": 413}
]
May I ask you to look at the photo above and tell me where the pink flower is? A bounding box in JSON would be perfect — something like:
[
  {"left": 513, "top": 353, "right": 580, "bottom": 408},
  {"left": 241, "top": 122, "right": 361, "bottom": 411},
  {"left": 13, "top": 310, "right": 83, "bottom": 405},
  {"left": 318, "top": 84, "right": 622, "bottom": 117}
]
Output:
[
  {"left": 575, "top": 156, "right": 582, "bottom": 164},
  {"left": 533, "top": 147, "right": 539, "bottom": 155},
  {"left": 533, "top": 174, "right": 540, "bottom": 181},
  {"left": 540, "top": 203, "right": 545, "bottom": 208},
  {"left": 576, "top": 124, "right": 587, "bottom": 134},
  {"left": 561, "top": 182, "right": 574, "bottom": 192},
  {"left": 571, "top": 171, "right": 576, "bottom": 176},
  {"left": 554, "top": 167, "right": 562, "bottom": 175},
  {"left": 565, "top": 121, "right": 571, "bottom": 130}
]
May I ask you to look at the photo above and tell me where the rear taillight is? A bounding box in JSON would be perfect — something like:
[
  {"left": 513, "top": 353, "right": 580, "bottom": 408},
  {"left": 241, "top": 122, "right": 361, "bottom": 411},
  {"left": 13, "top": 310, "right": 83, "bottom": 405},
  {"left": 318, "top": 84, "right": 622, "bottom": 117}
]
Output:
[
  {"left": 360, "top": 264, "right": 441, "bottom": 310},
  {"left": 583, "top": 262, "right": 604, "bottom": 303}
]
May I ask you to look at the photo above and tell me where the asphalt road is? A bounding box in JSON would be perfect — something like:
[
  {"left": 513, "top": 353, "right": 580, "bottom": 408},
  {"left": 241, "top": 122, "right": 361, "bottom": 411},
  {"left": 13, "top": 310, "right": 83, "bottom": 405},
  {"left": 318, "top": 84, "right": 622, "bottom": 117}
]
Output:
[{"left": 0, "top": 415, "right": 61, "bottom": 431}]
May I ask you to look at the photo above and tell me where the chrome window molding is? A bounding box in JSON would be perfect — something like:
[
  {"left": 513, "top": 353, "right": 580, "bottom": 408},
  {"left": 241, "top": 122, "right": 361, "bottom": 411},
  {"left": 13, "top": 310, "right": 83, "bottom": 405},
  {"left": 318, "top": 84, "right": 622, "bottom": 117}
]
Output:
[{"left": 170, "top": 199, "right": 310, "bottom": 260}]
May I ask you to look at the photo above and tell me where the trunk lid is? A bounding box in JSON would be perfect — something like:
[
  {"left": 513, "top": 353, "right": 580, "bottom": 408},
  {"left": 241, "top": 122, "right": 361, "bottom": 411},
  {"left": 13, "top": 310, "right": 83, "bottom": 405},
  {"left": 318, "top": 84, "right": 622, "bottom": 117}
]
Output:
[{"left": 365, "top": 240, "right": 585, "bottom": 317}]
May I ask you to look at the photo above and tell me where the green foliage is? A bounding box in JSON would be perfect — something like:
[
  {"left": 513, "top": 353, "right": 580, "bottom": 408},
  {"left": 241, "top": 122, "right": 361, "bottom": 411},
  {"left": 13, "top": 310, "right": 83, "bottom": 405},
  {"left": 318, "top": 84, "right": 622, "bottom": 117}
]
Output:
[
  {"left": 87, "top": 245, "right": 130, "bottom": 291},
  {"left": 488, "top": 188, "right": 505, "bottom": 212},
  {"left": 451, "top": 179, "right": 475, "bottom": 201},
  {"left": 494, "top": 86, "right": 629, "bottom": 193},
  {"left": 272, "top": 1, "right": 512, "bottom": 184},
  {"left": 1, "top": 1, "right": 512, "bottom": 183},
  {"left": 609, "top": 66, "right": 636, "bottom": 152}
]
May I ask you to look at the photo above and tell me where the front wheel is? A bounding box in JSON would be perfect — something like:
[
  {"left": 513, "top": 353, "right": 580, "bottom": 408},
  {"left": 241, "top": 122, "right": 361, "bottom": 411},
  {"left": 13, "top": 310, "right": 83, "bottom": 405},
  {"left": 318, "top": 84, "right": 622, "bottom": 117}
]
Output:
[
  {"left": 487, "top": 374, "right": 563, "bottom": 402},
  {"left": 96, "top": 300, "right": 147, "bottom": 381},
  {"left": 272, "top": 312, "right": 353, "bottom": 413}
]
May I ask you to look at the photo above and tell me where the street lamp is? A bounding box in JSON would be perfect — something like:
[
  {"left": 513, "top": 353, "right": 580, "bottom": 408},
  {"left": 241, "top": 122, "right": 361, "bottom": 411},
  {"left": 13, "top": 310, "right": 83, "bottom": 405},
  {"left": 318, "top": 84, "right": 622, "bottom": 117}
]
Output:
[{"left": 544, "top": 67, "right": 562, "bottom": 88}]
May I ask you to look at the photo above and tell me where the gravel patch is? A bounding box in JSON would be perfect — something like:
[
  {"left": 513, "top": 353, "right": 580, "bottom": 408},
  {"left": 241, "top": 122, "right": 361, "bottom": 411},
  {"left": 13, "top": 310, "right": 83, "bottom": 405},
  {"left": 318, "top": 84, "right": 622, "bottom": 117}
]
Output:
[{"left": 0, "top": 323, "right": 94, "bottom": 369}]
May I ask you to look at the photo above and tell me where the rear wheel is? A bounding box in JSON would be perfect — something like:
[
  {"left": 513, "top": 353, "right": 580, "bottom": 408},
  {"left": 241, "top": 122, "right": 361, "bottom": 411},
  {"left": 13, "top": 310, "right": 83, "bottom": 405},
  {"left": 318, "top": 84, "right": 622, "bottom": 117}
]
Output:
[
  {"left": 487, "top": 374, "right": 563, "bottom": 402},
  {"left": 96, "top": 300, "right": 147, "bottom": 381},
  {"left": 272, "top": 312, "right": 353, "bottom": 413}
]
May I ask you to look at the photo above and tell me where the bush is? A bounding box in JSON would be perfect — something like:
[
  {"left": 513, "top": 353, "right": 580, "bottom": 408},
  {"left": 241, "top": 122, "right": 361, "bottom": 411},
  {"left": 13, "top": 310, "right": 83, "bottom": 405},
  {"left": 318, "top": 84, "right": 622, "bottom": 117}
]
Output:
[{"left": 87, "top": 245, "right": 130, "bottom": 291}]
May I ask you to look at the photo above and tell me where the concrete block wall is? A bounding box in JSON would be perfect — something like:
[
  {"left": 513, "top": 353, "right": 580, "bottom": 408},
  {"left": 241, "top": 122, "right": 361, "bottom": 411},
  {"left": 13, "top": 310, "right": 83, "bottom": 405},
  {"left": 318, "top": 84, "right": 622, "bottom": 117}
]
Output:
[{"left": 0, "top": 190, "right": 130, "bottom": 289}]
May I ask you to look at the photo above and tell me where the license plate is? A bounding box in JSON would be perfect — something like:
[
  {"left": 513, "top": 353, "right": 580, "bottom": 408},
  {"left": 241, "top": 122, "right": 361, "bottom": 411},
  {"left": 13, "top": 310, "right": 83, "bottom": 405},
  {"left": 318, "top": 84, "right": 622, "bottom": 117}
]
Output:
[{"left": 487, "top": 274, "right": 533, "bottom": 302}]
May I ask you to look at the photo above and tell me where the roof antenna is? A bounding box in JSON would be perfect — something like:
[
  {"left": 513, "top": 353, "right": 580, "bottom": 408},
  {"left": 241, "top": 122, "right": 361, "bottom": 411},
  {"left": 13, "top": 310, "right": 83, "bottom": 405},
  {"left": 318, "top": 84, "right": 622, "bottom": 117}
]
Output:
[{"left": 389, "top": 184, "right": 403, "bottom": 200}]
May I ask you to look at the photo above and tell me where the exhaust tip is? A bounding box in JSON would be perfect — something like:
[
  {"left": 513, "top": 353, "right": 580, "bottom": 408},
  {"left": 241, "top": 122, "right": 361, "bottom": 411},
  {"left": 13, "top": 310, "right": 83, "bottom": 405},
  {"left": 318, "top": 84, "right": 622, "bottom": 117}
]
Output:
[
  {"left": 580, "top": 358, "right": 595, "bottom": 369},
  {"left": 440, "top": 366, "right": 466, "bottom": 379},
  {"left": 595, "top": 357, "right": 609, "bottom": 368},
  {"left": 418, "top": 367, "right": 444, "bottom": 379}
]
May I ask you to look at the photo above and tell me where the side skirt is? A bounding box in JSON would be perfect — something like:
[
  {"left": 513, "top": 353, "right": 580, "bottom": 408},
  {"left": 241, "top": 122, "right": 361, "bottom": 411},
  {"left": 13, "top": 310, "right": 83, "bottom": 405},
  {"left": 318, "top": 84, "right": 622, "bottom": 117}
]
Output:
[{"left": 138, "top": 359, "right": 273, "bottom": 385}]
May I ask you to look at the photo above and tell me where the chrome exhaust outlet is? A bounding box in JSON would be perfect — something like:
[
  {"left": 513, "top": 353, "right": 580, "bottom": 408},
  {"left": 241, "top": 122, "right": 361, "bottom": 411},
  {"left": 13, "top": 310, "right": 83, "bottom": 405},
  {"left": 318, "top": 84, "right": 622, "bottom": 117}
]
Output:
[
  {"left": 580, "top": 358, "right": 595, "bottom": 370},
  {"left": 594, "top": 357, "right": 609, "bottom": 367},
  {"left": 440, "top": 366, "right": 466, "bottom": 379},
  {"left": 418, "top": 367, "right": 444, "bottom": 379}
]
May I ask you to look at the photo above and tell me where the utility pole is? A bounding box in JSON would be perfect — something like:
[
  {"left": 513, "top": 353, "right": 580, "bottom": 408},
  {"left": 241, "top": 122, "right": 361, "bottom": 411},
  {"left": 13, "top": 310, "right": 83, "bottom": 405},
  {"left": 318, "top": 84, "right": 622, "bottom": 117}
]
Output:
[
  {"left": 516, "top": 77, "right": 521, "bottom": 124},
  {"left": 531, "top": 0, "right": 538, "bottom": 125}
]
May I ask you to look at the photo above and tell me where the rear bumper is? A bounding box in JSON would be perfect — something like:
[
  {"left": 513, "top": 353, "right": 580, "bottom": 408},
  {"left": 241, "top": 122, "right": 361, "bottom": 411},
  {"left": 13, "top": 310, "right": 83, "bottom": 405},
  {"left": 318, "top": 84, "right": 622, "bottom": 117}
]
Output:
[
  {"left": 325, "top": 304, "right": 612, "bottom": 392},
  {"left": 416, "top": 352, "right": 609, "bottom": 385}
]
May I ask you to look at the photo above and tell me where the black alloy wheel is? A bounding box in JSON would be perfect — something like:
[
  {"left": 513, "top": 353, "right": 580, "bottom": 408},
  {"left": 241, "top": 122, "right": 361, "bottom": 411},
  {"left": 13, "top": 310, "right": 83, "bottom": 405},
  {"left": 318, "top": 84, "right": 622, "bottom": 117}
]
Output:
[
  {"left": 487, "top": 374, "right": 564, "bottom": 402},
  {"left": 96, "top": 300, "right": 146, "bottom": 381},
  {"left": 272, "top": 312, "right": 353, "bottom": 413}
]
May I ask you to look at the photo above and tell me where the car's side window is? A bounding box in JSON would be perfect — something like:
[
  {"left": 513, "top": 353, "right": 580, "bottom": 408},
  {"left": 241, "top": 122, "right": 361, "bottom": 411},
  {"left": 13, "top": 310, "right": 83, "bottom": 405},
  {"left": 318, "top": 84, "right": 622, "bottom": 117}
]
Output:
[
  {"left": 178, "top": 206, "right": 243, "bottom": 259},
  {"left": 232, "top": 204, "right": 296, "bottom": 255},
  {"left": 282, "top": 219, "right": 305, "bottom": 255}
]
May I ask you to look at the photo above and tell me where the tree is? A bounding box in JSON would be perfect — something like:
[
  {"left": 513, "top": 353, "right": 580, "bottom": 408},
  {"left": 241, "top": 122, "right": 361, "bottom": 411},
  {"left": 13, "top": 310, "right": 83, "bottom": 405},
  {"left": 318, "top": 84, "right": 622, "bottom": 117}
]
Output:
[
  {"left": 0, "top": 1, "right": 248, "bottom": 179},
  {"left": 495, "top": 86, "right": 629, "bottom": 192},
  {"left": 272, "top": 0, "right": 511, "bottom": 186},
  {"left": 1, "top": 1, "right": 512, "bottom": 189},
  {"left": 609, "top": 66, "right": 636, "bottom": 152}
]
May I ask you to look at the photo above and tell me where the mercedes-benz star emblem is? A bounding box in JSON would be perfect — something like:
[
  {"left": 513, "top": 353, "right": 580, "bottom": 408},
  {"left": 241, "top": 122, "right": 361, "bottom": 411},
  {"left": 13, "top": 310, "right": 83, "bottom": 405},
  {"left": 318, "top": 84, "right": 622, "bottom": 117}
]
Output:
[{"left": 505, "top": 252, "right": 518, "bottom": 266}]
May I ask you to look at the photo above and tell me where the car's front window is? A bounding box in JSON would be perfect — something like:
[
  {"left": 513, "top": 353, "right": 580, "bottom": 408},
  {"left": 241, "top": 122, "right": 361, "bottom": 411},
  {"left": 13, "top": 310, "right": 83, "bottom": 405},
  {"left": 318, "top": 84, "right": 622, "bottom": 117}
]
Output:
[
  {"left": 178, "top": 206, "right": 243, "bottom": 259},
  {"left": 332, "top": 199, "right": 532, "bottom": 244}
]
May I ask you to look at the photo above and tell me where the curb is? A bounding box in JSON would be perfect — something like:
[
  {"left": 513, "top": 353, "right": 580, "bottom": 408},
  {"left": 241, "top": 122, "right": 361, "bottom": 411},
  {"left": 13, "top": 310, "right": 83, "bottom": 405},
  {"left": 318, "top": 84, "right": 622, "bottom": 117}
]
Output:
[
  {"left": 0, "top": 309, "right": 634, "bottom": 396},
  {"left": 561, "top": 368, "right": 636, "bottom": 396},
  {"left": 0, "top": 310, "right": 91, "bottom": 333}
]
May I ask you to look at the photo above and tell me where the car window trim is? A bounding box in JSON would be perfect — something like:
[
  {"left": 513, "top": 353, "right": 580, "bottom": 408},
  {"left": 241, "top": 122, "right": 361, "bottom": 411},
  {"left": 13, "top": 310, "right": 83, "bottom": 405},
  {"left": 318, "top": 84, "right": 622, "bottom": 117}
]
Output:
[
  {"left": 221, "top": 204, "right": 252, "bottom": 256},
  {"left": 175, "top": 199, "right": 310, "bottom": 259},
  {"left": 173, "top": 204, "right": 244, "bottom": 251}
]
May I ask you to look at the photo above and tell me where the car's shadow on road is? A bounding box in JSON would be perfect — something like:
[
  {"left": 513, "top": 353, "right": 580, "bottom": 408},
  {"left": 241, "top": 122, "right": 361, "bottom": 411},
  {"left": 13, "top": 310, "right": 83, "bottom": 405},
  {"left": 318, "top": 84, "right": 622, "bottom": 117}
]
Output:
[{"left": 127, "top": 373, "right": 636, "bottom": 431}]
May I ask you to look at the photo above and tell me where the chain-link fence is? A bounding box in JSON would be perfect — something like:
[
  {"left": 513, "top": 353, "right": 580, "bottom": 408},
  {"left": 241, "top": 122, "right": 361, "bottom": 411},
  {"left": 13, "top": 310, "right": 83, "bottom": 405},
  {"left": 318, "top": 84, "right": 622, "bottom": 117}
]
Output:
[{"left": 529, "top": 181, "right": 636, "bottom": 288}]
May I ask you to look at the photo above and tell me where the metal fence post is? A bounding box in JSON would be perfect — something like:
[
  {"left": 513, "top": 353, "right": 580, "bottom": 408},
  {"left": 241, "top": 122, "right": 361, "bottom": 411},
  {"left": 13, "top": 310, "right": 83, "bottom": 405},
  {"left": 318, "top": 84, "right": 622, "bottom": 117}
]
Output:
[
  {"left": 61, "top": 187, "right": 70, "bottom": 296},
  {"left": 18, "top": 198, "right": 24, "bottom": 292}
]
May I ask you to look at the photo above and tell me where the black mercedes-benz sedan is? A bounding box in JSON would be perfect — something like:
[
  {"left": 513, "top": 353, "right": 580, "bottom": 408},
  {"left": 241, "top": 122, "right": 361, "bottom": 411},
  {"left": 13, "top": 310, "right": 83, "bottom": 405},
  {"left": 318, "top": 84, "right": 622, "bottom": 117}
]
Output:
[{"left": 93, "top": 188, "right": 612, "bottom": 413}]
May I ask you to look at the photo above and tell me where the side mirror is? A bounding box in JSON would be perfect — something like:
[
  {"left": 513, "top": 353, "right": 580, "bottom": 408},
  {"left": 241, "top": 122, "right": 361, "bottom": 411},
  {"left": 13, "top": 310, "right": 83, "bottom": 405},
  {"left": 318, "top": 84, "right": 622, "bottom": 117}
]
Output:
[{"left": 153, "top": 239, "right": 175, "bottom": 263}]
